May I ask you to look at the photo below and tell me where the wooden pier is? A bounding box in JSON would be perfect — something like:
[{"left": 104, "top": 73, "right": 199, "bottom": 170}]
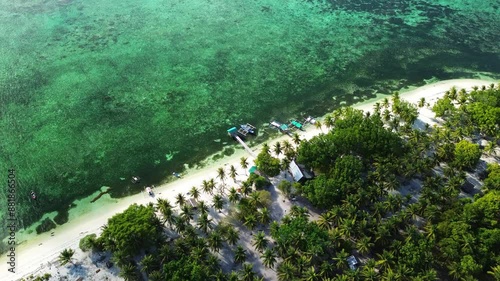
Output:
[{"left": 227, "top": 126, "right": 257, "bottom": 158}]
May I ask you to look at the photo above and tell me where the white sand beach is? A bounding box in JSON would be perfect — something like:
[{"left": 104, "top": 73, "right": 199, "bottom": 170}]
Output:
[{"left": 1, "top": 78, "right": 496, "bottom": 281}]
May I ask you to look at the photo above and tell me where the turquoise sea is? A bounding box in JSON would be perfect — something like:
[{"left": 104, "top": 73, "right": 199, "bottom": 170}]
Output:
[{"left": 0, "top": 0, "right": 499, "bottom": 238}]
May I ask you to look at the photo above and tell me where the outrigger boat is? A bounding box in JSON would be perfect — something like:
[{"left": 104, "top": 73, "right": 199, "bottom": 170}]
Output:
[
  {"left": 304, "top": 116, "right": 316, "bottom": 124},
  {"left": 240, "top": 123, "right": 256, "bottom": 135},
  {"left": 290, "top": 120, "right": 303, "bottom": 130},
  {"left": 131, "top": 176, "right": 141, "bottom": 184}
]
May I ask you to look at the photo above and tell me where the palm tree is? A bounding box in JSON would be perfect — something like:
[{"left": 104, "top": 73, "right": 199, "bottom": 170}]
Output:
[
  {"left": 297, "top": 255, "right": 312, "bottom": 272},
  {"left": 291, "top": 133, "right": 301, "bottom": 146},
  {"left": 228, "top": 187, "right": 241, "bottom": 205},
  {"left": 324, "top": 114, "right": 334, "bottom": 129},
  {"left": 197, "top": 212, "right": 213, "bottom": 234},
  {"left": 376, "top": 250, "right": 394, "bottom": 271},
  {"left": 212, "top": 194, "right": 225, "bottom": 212},
  {"left": 241, "top": 181, "right": 252, "bottom": 198},
  {"left": 208, "top": 231, "right": 223, "bottom": 252},
  {"left": 180, "top": 204, "right": 193, "bottom": 222},
  {"left": 172, "top": 215, "right": 187, "bottom": 233},
  {"left": 248, "top": 191, "right": 263, "bottom": 208},
  {"left": 240, "top": 263, "right": 256, "bottom": 281},
  {"left": 277, "top": 261, "right": 296, "bottom": 281},
  {"left": 156, "top": 198, "right": 174, "bottom": 227},
  {"left": 262, "top": 143, "right": 271, "bottom": 154},
  {"left": 361, "top": 266, "right": 379, "bottom": 281},
  {"left": 240, "top": 157, "right": 249, "bottom": 175},
  {"left": 485, "top": 140, "right": 497, "bottom": 156},
  {"left": 317, "top": 211, "right": 335, "bottom": 230},
  {"left": 148, "top": 271, "right": 163, "bottom": 281},
  {"left": 227, "top": 272, "right": 239, "bottom": 281},
  {"left": 382, "top": 109, "right": 391, "bottom": 122},
  {"left": 332, "top": 249, "right": 349, "bottom": 270},
  {"left": 356, "top": 236, "right": 374, "bottom": 255},
  {"left": 447, "top": 261, "right": 462, "bottom": 280},
  {"left": 175, "top": 193, "right": 186, "bottom": 207},
  {"left": 252, "top": 231, "right": 268, "bottom": 253},
  {"left": 303, "top": 266, "right": 320, "bottom": 281},
  {"left": 382, "top": 97, "right": 390, "bottom": 108},
  {"left": 225, "top": 225, "right": 239, "bottom": 245},
  {"left": 418, "top": 97, "right": 426, "bottom": 108},
  {"left": 274, "top": 141, "right": 283, "bottom": 156},
  {"left": 198, "top": 200, "right": 209, "bottom": 214},
  {"left": 209, "top": 178, "right": 216, "bottom": 194},
  {"left": 290, "top": 205, "right": 309, "bottom": 219},
  {"left": 119, "top": 263, "right": 138, "bottom": 281},
  {"left": 314, "top": 120, "right": 323, "bottom": 133},
  {"left": 282, "top": 140, "right": 293, "bottom": 153},
  {"left": 229, "top": 165, "right": 238, "bottom": 183},
  {"left": 259, "top": 207, "right": 271, "bottom": 225},
  {"left": 261, "top": 248, "right": 277, "bottom": 269},
  {"left": 139, "top": 254, "right": 156, "bottom": 275},
  {"left": 190, "top": 186, "right": 200, "bottom": 200},
  {"left": 391, "top": 91, "right": 400, "bottom": 106},
  {"left": 213, "top": 269, "right": 226, "bottom": 281},
  {"left": 244, "top": 214, "right": 257, "bottom": 230},
  {"left": 281, "top": 158, "right": 291, "bottom": 173},
  {"left": 217, "top": 167, "right": 226, "bottom": 186},
  {"left": 59, "top": 248, "right": 75, "bottom": 265},
  {"left": 234, "top": 245, "right": 247, "bottom": 264},
  {"left": 201, "top": 180, "right": 211, "bottom": 194},
  {"left": 487, "top": 265, "right": 500, "bottom": 280}
]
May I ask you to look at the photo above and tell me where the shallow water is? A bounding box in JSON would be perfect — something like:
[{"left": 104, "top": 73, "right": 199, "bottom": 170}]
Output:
[{"left": 0, "top": 0, "right": 499, "bottom": 233}]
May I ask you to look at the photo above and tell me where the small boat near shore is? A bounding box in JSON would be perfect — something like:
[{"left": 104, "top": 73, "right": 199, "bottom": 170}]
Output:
[
  {"left": 290, "top": 119, "right": 303, "bottom": 130},
  {"left": 240, "top": 123, "right": 256, "bottom": 135},
  {"left": 304, "top": 116, "right": 316, "bottom": 124}
]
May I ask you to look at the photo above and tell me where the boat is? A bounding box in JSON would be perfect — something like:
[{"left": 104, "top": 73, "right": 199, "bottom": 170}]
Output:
[
  {"left": 305, "top": 116, "right": 316, "bottom": 124},
  {"left": 131, "top": 176, "right": 141, "bottom": 184},
  {"left": 270, "top": 121, "right": 281, "bottom": 129},
  {"left": 240, "top": 123, "right": 256, "bottom": 134},
  {"left": 290, "top": 120, "right": 303, "bottom": 130}
]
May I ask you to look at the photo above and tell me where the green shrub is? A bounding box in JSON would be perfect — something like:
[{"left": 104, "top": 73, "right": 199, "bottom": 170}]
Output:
[{"left": 79, "top": 233, "right": 98, "bottom": 252}]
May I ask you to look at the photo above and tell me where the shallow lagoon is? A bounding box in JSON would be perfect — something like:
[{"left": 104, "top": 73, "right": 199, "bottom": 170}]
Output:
[{"left": 0, "top": 0, "right": 499, "bottom": 232}]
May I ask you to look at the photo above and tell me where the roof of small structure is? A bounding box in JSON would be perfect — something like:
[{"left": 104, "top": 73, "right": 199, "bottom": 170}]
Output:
[
  {"left": 249, "top": 166, "right": 257, "bottom": 174},
  {"left": 289, "top": 160, "right": 314, "bottom": 182},
  {"left": 280, "top": 124, "right": 289, "bottom": 131},
  {"left": 347, "top": 255, "right": 358, "bottom": 270},
  {"left": 289, "top": 160, "right": 304, "bottom": 182}
]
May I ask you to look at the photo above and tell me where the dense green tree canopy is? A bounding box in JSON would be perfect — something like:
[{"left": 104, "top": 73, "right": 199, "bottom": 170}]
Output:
[
  {"left": 298, "top": 107, "right": 403, "bottom": 173},
  {"left": 302, "top": 155, "right": 364, "bottom": 209},
  {"left": 255, "top": 148, "right": 281, "bottom": 177},
  {"left": 453, "top": 140, "right": 481, "bottom": 170},
  {"left": 484, "top": 163, "right": 500, "bottom": 191},
  {"left": 99, "top": 204, "right": 162, "bottom": 257}
]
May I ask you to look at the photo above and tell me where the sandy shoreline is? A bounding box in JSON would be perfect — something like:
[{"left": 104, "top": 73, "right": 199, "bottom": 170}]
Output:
[{"left": 1, "top": 78, "right": 496, "bottom": 280}]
